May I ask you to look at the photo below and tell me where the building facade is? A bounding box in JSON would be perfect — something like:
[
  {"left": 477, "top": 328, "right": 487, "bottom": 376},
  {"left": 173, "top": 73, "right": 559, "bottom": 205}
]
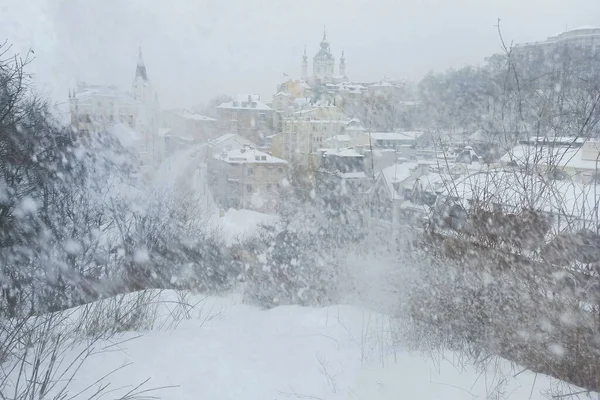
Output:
[
  {"left": 69, "top": 48, "right": 161, "bottom": 168},
  {"left": 511, "top": 26, "right": 600, "bottom": 85},
  {"left": 208, "top": 146, "right": 288, "bottom": 211},
  {"left": 216, "top": 94, "right": 274, "bottom": 143},
  {"left": 512, "top": 26, "right": 600, "bottom": 60},
  {"left": 281, "top": 104, "right": 350, "bottom": 167},
  {"left": 160, "top": 109, "right": 218, "bottom": 143}
]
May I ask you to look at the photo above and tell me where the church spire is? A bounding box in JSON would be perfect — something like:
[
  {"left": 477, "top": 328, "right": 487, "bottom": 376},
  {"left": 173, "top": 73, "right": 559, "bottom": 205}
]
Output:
[
  {"left": 323, "top": 26, "right": 327, "bottom": 41},
  {"left": 302, "top": 45, "right": 308, "bottom": 79},
  {"left": 340, "top": 50, "right": 346, "bottom": 76},
  {"left": 135, "top": 46, "right": 148, "bottom": 81}
]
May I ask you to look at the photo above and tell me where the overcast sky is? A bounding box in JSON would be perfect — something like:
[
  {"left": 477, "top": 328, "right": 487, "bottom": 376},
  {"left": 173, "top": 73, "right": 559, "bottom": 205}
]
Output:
[{"left": 2, "top": 0, "right": 600, "bottom": 109}]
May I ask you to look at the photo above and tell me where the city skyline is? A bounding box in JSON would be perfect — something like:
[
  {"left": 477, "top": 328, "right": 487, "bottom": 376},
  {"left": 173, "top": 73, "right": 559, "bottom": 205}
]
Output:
[{"left": 2, "top": 0, "right": 600, "bottom": 109}]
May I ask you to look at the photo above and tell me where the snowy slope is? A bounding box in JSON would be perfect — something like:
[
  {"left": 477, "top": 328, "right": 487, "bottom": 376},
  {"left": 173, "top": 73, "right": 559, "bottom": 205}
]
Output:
[
  {"left": 209, "top": 209, "right": 278, "bottom": 246},
  {"left": 22, "top": 291, "right": 579, "bottom": 400}
]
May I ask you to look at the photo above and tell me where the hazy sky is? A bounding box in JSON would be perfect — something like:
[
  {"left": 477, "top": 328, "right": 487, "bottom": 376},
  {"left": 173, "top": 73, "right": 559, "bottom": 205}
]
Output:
[{"left": 3, "top": 0, "right": 600, "bottom": 109}]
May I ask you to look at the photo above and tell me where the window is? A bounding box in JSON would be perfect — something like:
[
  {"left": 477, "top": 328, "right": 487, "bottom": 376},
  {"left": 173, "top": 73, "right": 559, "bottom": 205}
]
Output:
[
  {"left": 247, "top": 167, "right": 254, "bottom": 176},
  {"left": 278, "top": 167, "right": 283, "bottom": 173},
  {"left": 246, "top": 184, "right": 253, "bottom": 193}
]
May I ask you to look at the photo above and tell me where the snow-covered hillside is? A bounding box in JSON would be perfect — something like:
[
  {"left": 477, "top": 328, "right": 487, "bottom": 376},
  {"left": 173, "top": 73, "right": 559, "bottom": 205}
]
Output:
[
  {"left": 29, "top": 291, "right": 570, "bottom": 400},
  {"left": 209, "top": 208, "right": 278, "bottom": 245}
]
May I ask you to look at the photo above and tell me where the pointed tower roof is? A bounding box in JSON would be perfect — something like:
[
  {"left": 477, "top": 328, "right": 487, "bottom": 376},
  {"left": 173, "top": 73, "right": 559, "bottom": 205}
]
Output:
[
  {"left": 135, "top": 46, "right": 148, "bottom": 81},
  {"left": 323, "top": 26, "right": 327, "bottom": 42},
  {"left": 316, "top": 28, "right": 333, "bottom": 60}
]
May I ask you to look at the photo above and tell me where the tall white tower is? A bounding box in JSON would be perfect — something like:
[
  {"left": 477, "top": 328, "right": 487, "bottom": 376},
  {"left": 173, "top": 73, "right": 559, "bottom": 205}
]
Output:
[
  {"left": 339, "top": 50, "right": 346, "bottom": 76},
  {"left": 302, "top": 46, "right": 308, "bottom": 80},
  {"left": 132, "top": 47, "right": 160, "bottom": 167},
  {"left": 133, "top": 47, "right": 153, "bottom": 102}
]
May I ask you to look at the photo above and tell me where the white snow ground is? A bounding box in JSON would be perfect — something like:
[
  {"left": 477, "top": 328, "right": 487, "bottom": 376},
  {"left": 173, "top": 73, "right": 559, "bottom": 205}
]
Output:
[
  {"left": 209, "top": 208, "right": 278, "bottom": 246},
  {"left": 87, "top": 153, "right": 590, "bottom": 399},
  {"left": 23, "top": 291, "right": 585, "bottom": 400}
]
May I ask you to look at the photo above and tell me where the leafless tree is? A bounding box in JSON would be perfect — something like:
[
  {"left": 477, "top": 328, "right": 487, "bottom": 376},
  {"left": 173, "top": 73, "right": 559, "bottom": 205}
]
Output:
[{"left": 404, "top": 22, "right": 600, "bottom": 393}]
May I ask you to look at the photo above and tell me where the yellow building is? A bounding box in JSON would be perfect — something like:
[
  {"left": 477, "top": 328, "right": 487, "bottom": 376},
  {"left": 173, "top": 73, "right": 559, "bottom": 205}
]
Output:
[
  {"left": 281, "top": 103, "right": 349, "bottom": 166},
  {"left": 282, "top": 79, "right": 311, "bottom": 99}
]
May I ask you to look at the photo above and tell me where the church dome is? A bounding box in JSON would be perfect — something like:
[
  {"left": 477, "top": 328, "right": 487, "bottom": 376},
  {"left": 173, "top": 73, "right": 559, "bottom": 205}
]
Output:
[{"left": 315, "top": 40, "right": 333, "bottom": 60}]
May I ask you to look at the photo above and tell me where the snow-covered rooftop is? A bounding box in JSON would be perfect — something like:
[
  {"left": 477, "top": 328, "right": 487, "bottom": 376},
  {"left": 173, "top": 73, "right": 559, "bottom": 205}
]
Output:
[
  {"left": 210, "top": 133, "right": 236, "bottom": 145},
  {"left": 515, "top": 26, "right": 600, "bottom": 47},
  {"left": 440, "top": 170, "right": 600, "bottom": 220},
  {"left": 520, "top": 136, "right": 586, "bottom": 146},
  {"left": 345, "top": 125, "right": 366, "bottom": 132},
  {"left": 369, "top": 81, "right": 396, "bottom": 88},
  {"left": 305, "top": 119, "right": 349, "bottom": 124},
  {"left": 321, "top": 147, "right": 363, "bottom": 158},
  {"left": 273, "top": 90, "right": 291, "bottom": 98},
  {"left": 72, "top": 84, "right": 138, "bottom": 105},
  {"left": 175, "top": 111, "right": 217, "bottom": 121},
  {"left": 549, "top": 26, "right": 600, "bottom": 38},
  {"left": 414, "top": 172, "right": 453, "bottom": 193},
  {"left": 380, "top": 162, "right": 420, "bottom": 198},
  {"left": 340, "top": 171, "right": 367, "bottom": 179},
  {"left": 209, "top": 133, "right": 256, "bottom": 147},
  {"left": 367, "top": 131, "right": 422, "bottom": 141},
  {"left": 501, "top": 143, "right": 599, "bottom": 171},
  {"left": 215, "top": 148, "right": 288, "bottom": 164},
  {"left": 217, "top": 95, "right": 272, "bottom": 111},
  {"left": 396, "top": 131, "right": 424, "bottom": 140}
]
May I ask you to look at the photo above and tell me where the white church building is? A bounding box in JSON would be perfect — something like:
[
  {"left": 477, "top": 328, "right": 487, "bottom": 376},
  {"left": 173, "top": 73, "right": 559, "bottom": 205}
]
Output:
[
  {"left": 69, "top": 48, "right": 162, "bottom": 169},
  {"left": 302, "top": 28, "right": 347, "bottom": 85}
]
